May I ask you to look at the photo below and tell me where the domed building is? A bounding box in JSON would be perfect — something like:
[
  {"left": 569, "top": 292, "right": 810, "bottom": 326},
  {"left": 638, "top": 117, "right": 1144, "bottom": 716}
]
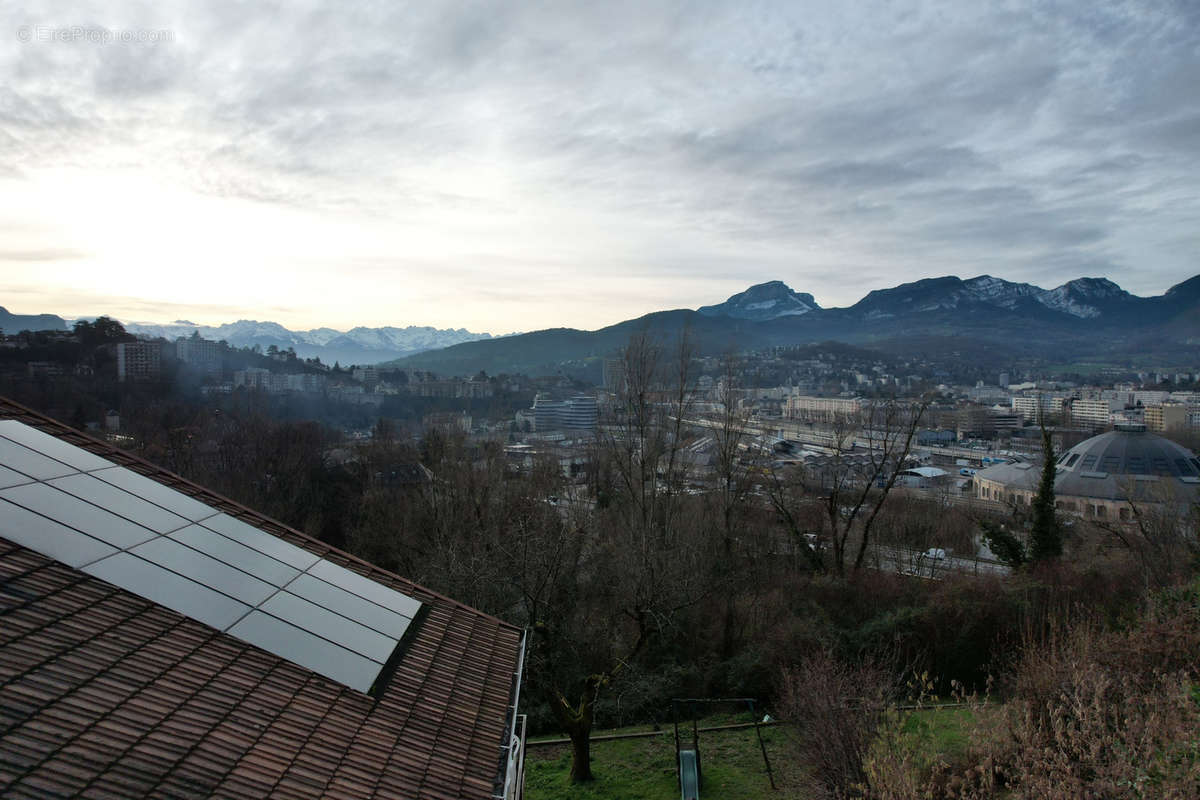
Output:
[{"left": 975, "top": 425, "right": 1200, "bottom": 522}]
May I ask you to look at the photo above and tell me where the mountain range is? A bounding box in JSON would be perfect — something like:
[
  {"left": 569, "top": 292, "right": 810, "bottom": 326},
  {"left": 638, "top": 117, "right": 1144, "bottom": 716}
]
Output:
[
  {"left": 117, "top": 320, "right": 495, "bottom": 365},
  {"left": 387, "top": 274, "right": 1200, "bottom": 377},
  {"left": 5, "top": 272, "right": 1198, "bottom": 373},
  {"left": 0, "top": 307, "right": 70, "bottom": 334},
  {"left": 0, "top": 308, "right": 496, "bottom": 365}
]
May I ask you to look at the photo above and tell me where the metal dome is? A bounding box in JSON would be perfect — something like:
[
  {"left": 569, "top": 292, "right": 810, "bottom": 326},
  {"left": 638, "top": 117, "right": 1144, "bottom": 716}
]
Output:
[{"left": 1053, "top": 427, "right": 1200, "bottom": 502}]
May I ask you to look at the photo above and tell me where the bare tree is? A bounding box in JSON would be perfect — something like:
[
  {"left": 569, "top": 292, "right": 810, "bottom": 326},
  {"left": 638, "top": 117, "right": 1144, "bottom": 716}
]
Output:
[
  {"left": 768, "top": 396, "right": 929, "bottom": 575},
  {"left": 514, "top": 327, "right": 715, "bottom": 783},
  {"left": 707, "top": 352, "right": 766, "bottom": 655},
  {"left": 1094, "top": 479, "right": 1199, "bottom": 588}
]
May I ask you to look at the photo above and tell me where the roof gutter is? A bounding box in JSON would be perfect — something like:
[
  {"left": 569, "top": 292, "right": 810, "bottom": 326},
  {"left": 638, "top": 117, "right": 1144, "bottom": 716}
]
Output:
[{"left": 493, "top": 627, "right": 528, "bottom": 799}]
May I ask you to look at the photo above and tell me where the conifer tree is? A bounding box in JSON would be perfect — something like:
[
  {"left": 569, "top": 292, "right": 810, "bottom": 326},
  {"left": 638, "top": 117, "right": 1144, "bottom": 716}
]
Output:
[{"left": 1029, "top": 415, "right": 1062, "bottom": 560}]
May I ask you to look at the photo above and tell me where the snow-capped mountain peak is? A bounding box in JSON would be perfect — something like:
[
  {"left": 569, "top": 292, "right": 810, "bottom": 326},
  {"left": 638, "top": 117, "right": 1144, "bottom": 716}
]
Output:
[
  {"left": 1036, "top": 277, "right": 1132, "bottom": 318},
  {"left": 698, "top": 280, "right": 821, "bottom": 320},
  {"left": 114, "top": 319, "right": 494, "bottom": 365}
]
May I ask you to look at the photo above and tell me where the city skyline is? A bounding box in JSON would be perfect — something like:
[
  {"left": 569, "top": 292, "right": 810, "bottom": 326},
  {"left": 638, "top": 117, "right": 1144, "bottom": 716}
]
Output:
[{"left": 3, "top": 1, "right": 1198, "bottom": 332}]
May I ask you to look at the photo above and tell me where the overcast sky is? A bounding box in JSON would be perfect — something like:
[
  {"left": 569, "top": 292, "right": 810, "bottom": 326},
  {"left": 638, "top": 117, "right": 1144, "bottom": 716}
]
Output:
[{"left": 2, "top": 0, "right": 1198, "bottom": 333}]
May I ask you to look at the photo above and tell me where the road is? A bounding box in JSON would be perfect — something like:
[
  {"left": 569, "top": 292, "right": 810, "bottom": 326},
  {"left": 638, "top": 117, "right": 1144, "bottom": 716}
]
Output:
[{"left": 868, "top": 544, "right": 1010, "bottom": 579}]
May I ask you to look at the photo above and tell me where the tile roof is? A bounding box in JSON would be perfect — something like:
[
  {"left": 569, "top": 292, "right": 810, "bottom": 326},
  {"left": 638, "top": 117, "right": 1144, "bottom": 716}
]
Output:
[{"left": 0, "top": 396, "right": 524, "bottom": 799}]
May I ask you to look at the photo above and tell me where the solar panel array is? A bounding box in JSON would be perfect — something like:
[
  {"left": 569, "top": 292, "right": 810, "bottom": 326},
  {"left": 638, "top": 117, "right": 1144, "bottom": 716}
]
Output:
[{"left": 0, "top": 419, "right": 422, "bottom": 693}]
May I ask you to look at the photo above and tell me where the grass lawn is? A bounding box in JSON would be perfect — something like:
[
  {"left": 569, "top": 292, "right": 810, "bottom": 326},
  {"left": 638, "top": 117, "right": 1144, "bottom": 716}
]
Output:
[
  {"left": 891, "top": 705, "right": 979, "bottom": 772},
  {"left": 523, "top": 721, "right": 804, "bottom": 800},
  {"left": 524, "top": 706, "right": 982, "bottom": 799}
]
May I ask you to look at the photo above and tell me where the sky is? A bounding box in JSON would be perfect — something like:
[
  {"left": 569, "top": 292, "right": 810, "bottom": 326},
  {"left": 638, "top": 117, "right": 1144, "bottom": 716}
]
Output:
[{"left": 2, "top": 0, "right": 1198, "bottom": 334}]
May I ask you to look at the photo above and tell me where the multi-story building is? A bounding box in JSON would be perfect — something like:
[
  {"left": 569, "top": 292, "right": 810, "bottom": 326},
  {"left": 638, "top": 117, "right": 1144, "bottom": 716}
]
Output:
[
  {"left": 423, "top": 411, "right": 472, "bottom": 433},
  {"left": 560, "top": 395, "right": 598, "bottom": 430},
  {"left": 531, "top": 395, "right": 566, "bottom": 432},
  {"left": 1011, "top": 393, "right": 1067, "bottom": 421},
  {"left": 1067, "top": 397, "right": 1117, "bottom": 429},
  {"left": 1133, "top": 390, "right": 1171, "bottom": 406},
  {"left": 352, "top": 367, "right": 379, "bottom": 387},
  {"left": 175, "top": 335, "right": 223, "bottom": 376},
  {"left": 233, "top": 367, "right": 271, "bottom": 389},
  {"left": 285, "top": 373, "right": 327, "bottom": 393},
  {"left": 530, "top": 394, "right": 598, "bottom": 432},
  {"left": 116, "top": 341, "right": 162, "bottom": 382},
  {"left": 1145, "top": 403, "right": 1191, "bottom": 433},
  {"left": 784, "top": 394, "right": 863, "bottom": 422},
  {"left": 602, "top": 358, "right": 626, "bottom": 393}
]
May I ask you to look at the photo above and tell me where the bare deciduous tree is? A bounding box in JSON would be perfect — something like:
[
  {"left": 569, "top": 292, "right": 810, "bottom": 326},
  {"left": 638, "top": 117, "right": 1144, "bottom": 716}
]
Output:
[{"left": 769, "top": 396, "right": 929, "bottom": 575}]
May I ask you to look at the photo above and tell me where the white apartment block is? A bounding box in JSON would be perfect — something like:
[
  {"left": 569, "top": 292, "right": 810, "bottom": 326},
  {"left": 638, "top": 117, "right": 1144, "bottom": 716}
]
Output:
[
  {"left": 1010, "top": 394, "right": 1067, "bottom": 421},
  {"left": 1068, "top": 397, "right": 1116, "bottom": 429},
  {"left": 784, "top": 394, "right": 863, "bottom": 421}
]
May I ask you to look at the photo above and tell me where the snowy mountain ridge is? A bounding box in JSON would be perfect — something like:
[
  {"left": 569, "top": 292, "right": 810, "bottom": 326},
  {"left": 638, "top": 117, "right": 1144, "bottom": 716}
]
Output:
[{"left": 113, "top": 319, "right": 495, "bottom": 365}]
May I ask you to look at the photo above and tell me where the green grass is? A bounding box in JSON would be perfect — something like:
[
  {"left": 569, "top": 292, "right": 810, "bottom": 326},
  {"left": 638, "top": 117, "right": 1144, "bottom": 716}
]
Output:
[
  {"left": 524, "top": 722, "right": 801, "bottom": 800},
  {"left": 524, "top": 707, "right": 983, "bottom": 799},
  {"left": 896, "top": 706, "right": 976, "bottom": 764}
]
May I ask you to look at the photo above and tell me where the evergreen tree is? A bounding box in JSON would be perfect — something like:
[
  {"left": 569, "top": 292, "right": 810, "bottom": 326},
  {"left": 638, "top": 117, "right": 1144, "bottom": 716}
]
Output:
[
  {"left": 980, "top": 519, "right": 1026, "bottom": 568},
  {"left": 1029, "top": 417, "right": 1063, "bottom": 560}
]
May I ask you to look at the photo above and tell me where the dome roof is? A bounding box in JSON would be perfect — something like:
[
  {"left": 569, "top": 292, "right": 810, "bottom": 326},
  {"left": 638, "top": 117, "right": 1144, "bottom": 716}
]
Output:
[{"left": 1054, "top": 428, "right": 1200, "bottom": 502}]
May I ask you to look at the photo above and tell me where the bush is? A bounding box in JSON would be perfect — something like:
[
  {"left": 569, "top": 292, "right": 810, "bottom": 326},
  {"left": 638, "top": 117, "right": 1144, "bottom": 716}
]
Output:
[
  {"left": 865, "top": 594, "right": 1200, "bottom": 799},
  {"left": 778, "top": 650, "right": 895, "bottom": 799}
]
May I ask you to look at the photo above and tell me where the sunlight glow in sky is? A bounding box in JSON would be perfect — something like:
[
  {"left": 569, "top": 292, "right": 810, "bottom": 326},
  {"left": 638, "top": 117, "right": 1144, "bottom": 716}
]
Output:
[{"left": 2, "top": 0, "right": 1198, "bottom": 333}]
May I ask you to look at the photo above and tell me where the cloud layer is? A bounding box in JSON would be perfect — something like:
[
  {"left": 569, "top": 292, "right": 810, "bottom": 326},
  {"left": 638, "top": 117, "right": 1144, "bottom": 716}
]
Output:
[{"left": 2, "top": 0, "right": 1197, "bottom": 331}]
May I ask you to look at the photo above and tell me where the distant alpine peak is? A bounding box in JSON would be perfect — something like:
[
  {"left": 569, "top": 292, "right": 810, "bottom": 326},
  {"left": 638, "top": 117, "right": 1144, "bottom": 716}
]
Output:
[
  {"left": 848, "top": 273, "right": 1141, "bottom": 320},
  {"left": 1056, "top": 277, "right": 1125, "bottom": 297},
  {"left": 698, "top": 280, "right": 821, "bottom": 321}
]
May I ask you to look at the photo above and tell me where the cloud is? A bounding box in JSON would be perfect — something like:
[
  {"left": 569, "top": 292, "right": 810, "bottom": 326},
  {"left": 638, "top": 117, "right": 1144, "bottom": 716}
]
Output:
[
  {"left": 0, "top": 0, "right": 1196, "bottom": 329},
  {"left": 0, "top": 248, "right": 88, "bottom": 261}
]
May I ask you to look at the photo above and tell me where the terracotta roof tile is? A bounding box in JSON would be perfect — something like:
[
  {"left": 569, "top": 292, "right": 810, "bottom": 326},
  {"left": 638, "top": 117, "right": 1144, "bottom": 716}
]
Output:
[{"left": 0, "top": 396, "right": 524, "bottom": 799}]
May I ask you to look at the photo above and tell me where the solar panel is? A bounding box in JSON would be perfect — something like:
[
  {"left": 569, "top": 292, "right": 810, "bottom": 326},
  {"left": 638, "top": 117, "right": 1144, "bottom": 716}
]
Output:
[
  {"left": 201, "top": 514, "right": 320, "bottom": 571},
  {"left": 91, "top": 466, "right": 216, "bottom": 521},
  {"left": 307, "top": 559, "right": 424, "bottom": 619},
  {"left": 288, "top": 574, "right": 415, "bottom": 638},
  {"left": 0, "top": 464, "right": 32, "bottom": 489},
  {"left": 0, "top": 419, "right": 425, "bottom": 695},
  {"left": 259, "top": 591, "right": 397, "bottom": 662},
  {"left": 0, "top": 438, "right": 78, "bottom": 481},
  {"left": 1, "top": 483, "right": 158, "bottom": 550},
  {"left": 228, "top": 611, "right": 382, "bottom": 692},
  {"left": 0, "top": 498, "right": 118, "bottom": 567},
  {"left": 168, "top": 524, "right": 301, "bottom": 588},
  {"left": 131, "top": 536, "right": 277, "bottom": 607},
  {"left": 50, "top": 474, "right": 190, "bottom": 534},
  {"left": 0, "top": 420, "right": 114, "bottom": 472},
  {"left": 83, "top": 553, "right": 252, "bottom": 630}
]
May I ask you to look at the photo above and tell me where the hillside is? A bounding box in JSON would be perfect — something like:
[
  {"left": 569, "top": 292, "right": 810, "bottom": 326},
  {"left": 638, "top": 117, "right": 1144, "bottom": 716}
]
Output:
[{"left": 384, "top": 273, "right": 1200, "bottom": 377}]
